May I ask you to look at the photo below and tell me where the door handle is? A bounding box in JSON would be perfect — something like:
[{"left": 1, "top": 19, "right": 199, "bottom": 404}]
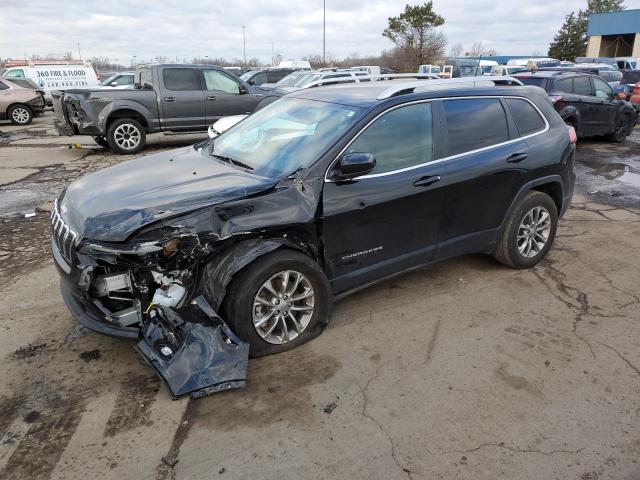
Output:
[
  {"left": 506, "top": 153, "right": 528, "bottom": 163},
  {"left": 413, "top": 175, "right": 441, "bottom": 187},
  {"left": 207, "top": 96, "right": 217, "bottom": 101},
  {"left": 164, "top": 96, "right": 176, "bottom": 102}
]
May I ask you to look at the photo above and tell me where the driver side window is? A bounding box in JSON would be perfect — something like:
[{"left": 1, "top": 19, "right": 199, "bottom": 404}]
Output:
[
  {"left": 593, "top": 77, "right": 612, "bottom": 99},
  {"left": 347, "top": 103, "right": 433, "bottom": 175},
  {"left": 203, "top": 70, "right": 241, "bottom": 94}
]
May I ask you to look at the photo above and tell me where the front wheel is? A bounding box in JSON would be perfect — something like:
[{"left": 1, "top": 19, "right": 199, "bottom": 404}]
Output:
[
  {"left": 494, "top": 191, "right": 558, "bottom": 269},
  {"left": 220, "top": 249, "right": 332, "bottom": 357},
  {"left": 9, "top": 104, "right": 33, "bottom": 125},
  {"left": 106, "top": 118, "right": 146, "bottom": 154},
  {"left": 607, "top": 114, "right": 633, "bottom": 143}
]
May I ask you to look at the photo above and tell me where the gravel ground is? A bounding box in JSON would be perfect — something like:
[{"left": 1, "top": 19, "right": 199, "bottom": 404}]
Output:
[{"left": 0, "top": 113, "right": 638, "bottom": 480}]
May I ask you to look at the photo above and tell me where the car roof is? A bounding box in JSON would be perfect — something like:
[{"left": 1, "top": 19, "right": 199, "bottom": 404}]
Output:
[
  {"left": 287, "top": 82, "right": 541, "bottom": 109},
  {"left": 515, "top": 71, "right": 591, "bottom": 78}
]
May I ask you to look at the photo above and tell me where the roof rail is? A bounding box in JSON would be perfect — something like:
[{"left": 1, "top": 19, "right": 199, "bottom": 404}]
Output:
[
  {"left": 375, "top": 76, "right": 524, "bottom": 100},
  {"left": 374, "top": 73, "right": 441, "bottom": 81}
]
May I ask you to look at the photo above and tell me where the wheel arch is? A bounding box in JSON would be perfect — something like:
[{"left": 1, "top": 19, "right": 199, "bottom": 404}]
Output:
[
  {"left": 7, "top": 102, "right": 33, "bottom": 114},
  {"left": 106, "top": 108, "right": 149, "bottom": 131},
  {"left": 200, "top": 237, "right": 318, "bottom": 311},
  {"left": 501, "top": 176, "right": 565, "bottom": 230}
]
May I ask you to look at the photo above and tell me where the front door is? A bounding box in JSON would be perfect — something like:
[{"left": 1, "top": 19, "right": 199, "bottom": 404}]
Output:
[
  {"left": 322, "top": 102, "right": 447, "bottom": 294},
  {"left": 591, "top": 77, "right": 619, "bottom": 135},
  {"left": 202, "top": 69, "right": 260, "bottom": 123},
  {"left": 160, "top": 67, "right": 206, "bottom": 130}
]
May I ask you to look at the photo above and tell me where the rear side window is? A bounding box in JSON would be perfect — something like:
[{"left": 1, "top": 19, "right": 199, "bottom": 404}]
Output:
[
  {"left": 347, "top": 103, "right": 433, "bottom": 175},
  {"left": 163, "top": 68, "right": 201, "bottom": 91},
  {"left": 443, "top": 99, "right": 509, "bottom": 156},
  {"left": 572, "top": 76, "right": 592, "bottom": 95},
  {"left": 555, "top": 78, "right": 573, "bottom": 93},
  {"left": 505, "top": 98, "right": 546, "bottom": 136}
]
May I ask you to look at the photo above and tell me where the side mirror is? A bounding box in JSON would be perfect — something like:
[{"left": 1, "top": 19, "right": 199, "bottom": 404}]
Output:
[
  {"left": 330, "top": 153, "right": 376, "bottom": 180},
  {"left": 247, "top": 79, "right": 255, "bottom": 86},
  {"left": 239, "top": 84, "right": 248, "bottom": 94}
]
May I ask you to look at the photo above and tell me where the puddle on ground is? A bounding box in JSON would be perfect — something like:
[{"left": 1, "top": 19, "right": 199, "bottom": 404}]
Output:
[
  {"left": 0, "top": 183, "right": 60, "bottom": 217},
  {"left": 581, "top": 160, "right": 640, "bottom": 189}
]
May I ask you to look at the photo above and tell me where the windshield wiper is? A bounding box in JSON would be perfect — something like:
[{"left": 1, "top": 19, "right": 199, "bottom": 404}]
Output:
[{"left": 210, "top": 153, "right": 254, "bottom": 171}]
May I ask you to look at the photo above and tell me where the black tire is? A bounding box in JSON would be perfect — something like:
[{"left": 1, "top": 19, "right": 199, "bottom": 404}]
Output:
[
  {"left": 106, "top": 118, "right": 146, "bottom": 154},
  {"left": 8, "top": 104, "right": 33, "bottom": 125},
  {"left": 494, "top": 191, "right": 558, "bottom": 269},
  {"left": 607, "top": 114, "right": 633, "bottom": 143},
  {"left": 92, "top": 136, "right": 109, "bottom": 148},
  {"left": 220, "top": 249, "right": 332, "bottom": 357}
]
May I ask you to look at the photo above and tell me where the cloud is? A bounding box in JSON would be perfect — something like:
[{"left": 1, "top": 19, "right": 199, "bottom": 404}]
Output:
[{"left": 1, "top": 0, "right": 639, "bottom": 64}]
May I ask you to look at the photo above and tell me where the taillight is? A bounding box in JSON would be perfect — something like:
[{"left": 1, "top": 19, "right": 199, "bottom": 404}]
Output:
[
  {"left": 549, "top": 95, "right": 563, "bottom": 104},
  {"left": 567, "top": 125, "right": 577, "bottom": 144}
]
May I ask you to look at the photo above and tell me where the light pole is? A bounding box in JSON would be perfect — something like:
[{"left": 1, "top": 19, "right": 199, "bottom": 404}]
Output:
[
  {"left": 77, "top": 42, "right": 82, "bottom": 61},
  {"left": 242, "top": 26, "right": 246, "bottom": 67},
  {"left": 323, "top": 0, "right": 326, "bottom": 65},
  {"left": 271, "top": 42, "right": 274, "bottom": 66}
]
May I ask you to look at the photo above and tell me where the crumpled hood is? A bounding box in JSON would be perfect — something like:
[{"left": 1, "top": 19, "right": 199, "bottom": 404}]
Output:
[{"left": 61, "top": 146, "right": 275, "bottom": 242}]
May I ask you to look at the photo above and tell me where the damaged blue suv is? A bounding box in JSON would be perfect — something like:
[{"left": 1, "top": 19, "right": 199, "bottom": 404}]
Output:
[{"left": 52, "top": 79, "right": 576, "bottom": 397}]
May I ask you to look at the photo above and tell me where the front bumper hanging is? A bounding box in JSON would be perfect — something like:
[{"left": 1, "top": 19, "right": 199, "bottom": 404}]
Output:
[{"left": 134, "top": 296, "right": 249, "bottom": 399}]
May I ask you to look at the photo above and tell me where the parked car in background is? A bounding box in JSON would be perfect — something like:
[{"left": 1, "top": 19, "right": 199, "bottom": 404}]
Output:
[
  {"left": 3, "top": 63, "right": 100, "bottom": 104},
  {"left": 52, "top": 64, "right": 282, "bottom": 154},
  {"left": 240, "top": 68, "right": 297, "bottom": 86},
  {"left": 575, "top": 57, "right": 619, "bottom": 69},
  {"left": 490, "top": 65, "right": 528, "bottom": 76},
  {"left": 615, "top": 57, "right": 638, "bottom": 71},
  {"left": 418, "top": 64, "right": 442, "bottom": 75},
  {"left": 265, "top": 70, "right": 371, "bottom": 92},
  {"left": 52, "top": 80, "right": 575, "bottom": 373},
  {"left": 0, "top": 78, "right": 46, "bottom": 125},
  {"left": 541, "top": 64, "right": 623, "bottom": 87},
  {"left": 277, "top": 60, "right": 312, "bottom": 70},
  {"left": 99, "top": 71, "right": 135, "bottom": 88},
  {"left": 350, "top": 66, "right": 381, "bottom": 76},
  {"left": 514, "top": 71, "right": 636, "bottom": 141},
  {"left": 618, "top": 70, "right": 640, "bottom": 115}
]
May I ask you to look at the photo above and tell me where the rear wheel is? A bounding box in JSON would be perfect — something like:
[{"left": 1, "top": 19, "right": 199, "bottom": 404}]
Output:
[
  {"left": 494, "top": 191, "right": 558, "bottom": 269},
  {"left": 107, "top": 118, "right": 146, "bottom": 154},
  {"left": 220, "top": 249, "right": 332, "bottom": 357},
  {"left": 9, "top": 104, "right": 33, "bottom": 125},
  {"left": 608, "top": 114, "right": 633, "bottom": 143}
]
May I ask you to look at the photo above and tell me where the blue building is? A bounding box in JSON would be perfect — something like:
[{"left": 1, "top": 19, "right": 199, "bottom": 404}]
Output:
[{"left": 586, "top": 9, "right": 640, "bottom": 59}]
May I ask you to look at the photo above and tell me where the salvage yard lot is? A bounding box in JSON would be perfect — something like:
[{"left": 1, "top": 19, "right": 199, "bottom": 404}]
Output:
[{"left": 0, "top": 113, "right": 639, "bottom": 480}]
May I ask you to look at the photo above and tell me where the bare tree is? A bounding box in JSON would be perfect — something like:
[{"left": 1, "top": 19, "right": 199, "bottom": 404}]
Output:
[
  {"left": 449, "top": 42, "right": 463, "bottom": 58},
  {"left": 468, "top": 41, "right": 497, "bottom": 57}
]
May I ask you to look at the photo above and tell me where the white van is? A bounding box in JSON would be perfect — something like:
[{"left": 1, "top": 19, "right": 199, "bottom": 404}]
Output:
[
  {"left": 2, "top": 64, "right": 99, "bottom": 103},
  {"left": 350, "top": 65, "right": 381, "bottom": 76},
  {"left": 418, "top": 64, "right": 442, "bottom": 75},
  {"left": 277, "top": 60, "right": 312, "bottom": 70}
]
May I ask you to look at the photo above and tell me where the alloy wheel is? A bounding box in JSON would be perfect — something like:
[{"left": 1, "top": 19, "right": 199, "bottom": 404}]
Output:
[
  {"left": 113, "top": 123, "right": 141, "bottom": 151},
  {"left": 517, "top": 206, "right": 552, "bottom": 258},
  {"left": 252, "top": 270, "right": 315, "bottom": 345},
  {"left": 11, "top": 107, "right": 30, "bottom": 124}
]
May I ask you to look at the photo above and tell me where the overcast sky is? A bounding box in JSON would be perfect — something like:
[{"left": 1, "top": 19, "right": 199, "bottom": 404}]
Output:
[{"left": 2, "top": 0, "right": 640, "bottom": 65}]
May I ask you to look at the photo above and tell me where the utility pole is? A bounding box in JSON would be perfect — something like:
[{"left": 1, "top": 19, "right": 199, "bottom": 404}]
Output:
[
  {"left": 323, "top": 0, "right": 326, "bottom": 64},
  {"left": 77, "top": 42, "right": 82, "bottom": 60},
  {"left": 242, "top": 26, "right": 246, "bottom": 67},
  {"left": 271, "top": 42, "right": 274, "bottom": 66}
]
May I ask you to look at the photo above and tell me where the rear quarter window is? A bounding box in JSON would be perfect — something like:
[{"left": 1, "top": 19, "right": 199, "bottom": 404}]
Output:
[
  {"left": 443, "top": 98, "right": 509, "bottom": 156},
  {"left": 162, "top": 68, "right": 201, "bottom": 91},
  {"left": 554, "top": 78, "right": 573, "bottom": 93},
  {"left": 505, "top": 98, "right": 546, "bottom": 136}
]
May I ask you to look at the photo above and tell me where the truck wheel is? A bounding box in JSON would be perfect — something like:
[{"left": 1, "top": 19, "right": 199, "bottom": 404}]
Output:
[
  {"left": 221, "top": 249, "right": 332, "bottom": 357},
  {"left": 494, "top": 191, "right": 558, "bottom": 269},
  {"left": 92, "top": 136, "right": 109, "bottom": 148},
  {"left": 9, "top": 104, "right": 33, "bottom": 125},
  {"left": 107, "top": 118, "right": 146, "bottom": 154}
]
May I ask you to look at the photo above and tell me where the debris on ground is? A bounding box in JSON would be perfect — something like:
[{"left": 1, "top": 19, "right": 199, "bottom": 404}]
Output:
[
  {"left": 13, "top": 343, "right": 47, "bottom": 359},
  {"left": 79, "top": 349, "right": 102, "bottom": 362},
  {"left": 323, "top": 402, "right": 338, "bottom": 414},
  {"left": 161, "top": 455, "right": 179, "bottom": 467}
]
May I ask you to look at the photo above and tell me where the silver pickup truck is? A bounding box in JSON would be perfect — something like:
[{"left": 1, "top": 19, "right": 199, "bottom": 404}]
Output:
[{"left": 52, "top": 63, "right": 282, "bottom": 154}]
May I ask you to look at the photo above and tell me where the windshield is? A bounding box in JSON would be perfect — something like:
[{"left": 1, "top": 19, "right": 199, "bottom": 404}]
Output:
[
  {"left": 100, "top": 74, "right": 118, "bottom": 86},
  {"left": 481, "top": 65, "right": 494, "bottom": 74},
  {"left": 206, "top": 98, "right": 363, "bottom": 177},
  {"left": 276, "top": 72, "right": 307, "bottom": 86},
  {"left": 517, "top": 77, "right": 548, "bottom": 88}
]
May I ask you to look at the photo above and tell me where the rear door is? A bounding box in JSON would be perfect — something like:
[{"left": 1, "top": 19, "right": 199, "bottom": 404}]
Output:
[
  {"left": 202, "top": 69, "right": 259, "bottom": 123},
  {"left": 160, "top": 67, "right": 206, "bottom": 130},
  {"left": 571, "top": 75, "right": 599, "bottom": 134},
  {"left": 435, "top": 97, "right": 534, "bottom": 259},
  {"left": 322, "top": 101, "right": 448, "bottom": 293}
]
